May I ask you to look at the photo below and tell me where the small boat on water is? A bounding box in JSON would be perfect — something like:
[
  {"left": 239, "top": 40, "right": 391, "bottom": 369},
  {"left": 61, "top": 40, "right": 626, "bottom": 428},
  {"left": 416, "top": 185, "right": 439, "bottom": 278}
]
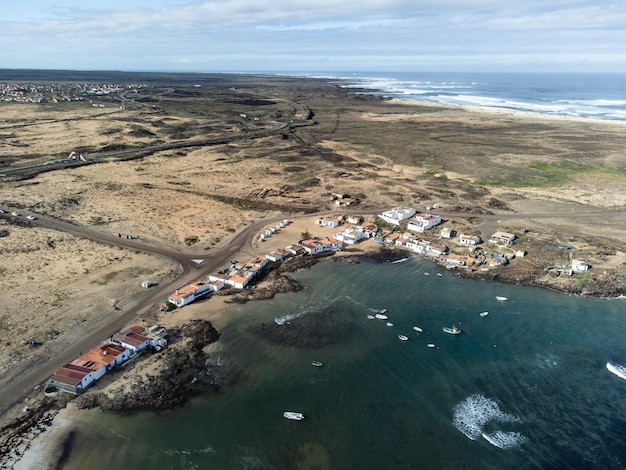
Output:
[
  {"left": 443, "top": 325, "right": 461, "bottom": 335},
  {"left": 312, "top": 361, "right": 323, "bottom": 367},
  {"left": 398, "top": 335, "right": 409, "bottom": 341},
  {"left": 496, "top": 296, "right": 508, "bottom": 301},
  {"left": 427, "top": 343, "right": 436, "bottom": 348},
  {"left": 283, "top": 411, "right": 305, "bottom": 421},
  {"left": 367, "top": 315, "right": 375, "bottom": 319},
  {"left": 380, "top": 309, "right": 387, "bottom": 314},
  {"left": 479, "top": 311, "right": 489, "bottom": 317},
  {"left": 413, "top": 326, "right": 423, "bottom": 333},
  {"left": 375, "top": 314, "right": 388, "bottom": 320},
  {"left": 386, "top": 322, "right": 394, "bottom": 327},
  {"left": 436, "top": 273, "right": 443, "bottom": 277}
]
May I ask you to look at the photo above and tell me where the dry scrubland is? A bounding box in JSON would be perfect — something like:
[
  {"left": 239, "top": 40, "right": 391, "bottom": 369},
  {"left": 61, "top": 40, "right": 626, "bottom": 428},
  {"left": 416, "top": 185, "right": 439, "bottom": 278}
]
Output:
[{"left": 0, "top": 74, "right": 625, "bottom": 417}]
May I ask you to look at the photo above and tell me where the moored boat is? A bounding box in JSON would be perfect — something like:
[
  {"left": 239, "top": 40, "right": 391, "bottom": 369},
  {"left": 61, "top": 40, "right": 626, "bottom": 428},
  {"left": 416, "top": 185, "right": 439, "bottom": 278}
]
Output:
[
  {"left": 283, "top": 411, "right": 305, "bottom": 420},
  {"left": 367, "top": 315, "right": 375, "bottom": 319},
  {"left": 443, "top": 325, "right": 461, "bottom": 335},
  {"left": 375, "top": 313, "right": 388, "bottom": 320},
  {"left": 479, "top": 311, "right": 489, "bottom": 317},
  {"left": 427, "top": 343, "right": 436, "bottom": 348},
  {"left": 386, "top": 322, "right": 394, "bottom": 327},
  {"left": 398, "top": 335, "right": 409, "bottom": 341},
  {"left": 413, "top": 326, "right": 423, "bottom": 332},
  {"left": 496, "top": 296, "right": 508, "bottom": 301},
  {"left": 312, "top": 361, "right": 323, "bottom": 367}
]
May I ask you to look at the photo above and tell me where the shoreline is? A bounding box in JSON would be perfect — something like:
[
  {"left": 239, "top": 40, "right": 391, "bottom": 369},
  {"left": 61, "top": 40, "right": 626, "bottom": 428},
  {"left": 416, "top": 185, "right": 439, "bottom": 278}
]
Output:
[
  {"left": 387, "top": 97, "right": 626, "bottom": 127},
  {"left": 2, "top": 236, "right": 623, "bottom": 469}
]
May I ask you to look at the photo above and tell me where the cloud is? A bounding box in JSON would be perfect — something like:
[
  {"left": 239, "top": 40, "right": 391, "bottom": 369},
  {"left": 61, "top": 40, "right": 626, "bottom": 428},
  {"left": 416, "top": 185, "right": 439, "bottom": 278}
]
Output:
[{"left": 1, "top": 0, "right": 624, "bottom": 71}]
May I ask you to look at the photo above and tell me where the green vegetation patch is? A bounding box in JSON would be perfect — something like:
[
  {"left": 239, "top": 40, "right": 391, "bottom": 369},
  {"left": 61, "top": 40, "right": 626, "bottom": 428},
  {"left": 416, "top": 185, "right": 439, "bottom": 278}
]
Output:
[{"left": 475, "top": 163, "right": 626, "bottom": 188}]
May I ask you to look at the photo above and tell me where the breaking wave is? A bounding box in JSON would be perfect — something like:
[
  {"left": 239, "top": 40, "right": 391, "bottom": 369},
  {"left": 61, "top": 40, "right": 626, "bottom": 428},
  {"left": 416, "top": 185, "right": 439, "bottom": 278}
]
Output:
[
  {"left": 482, "top": 431, "right": 528, "bottom": 450},
  {"left": 452, "top": 394, "right": 527, "bottom": 449},
  {"left": 606, "top": 362, "right": 626, "bottom": 381}
]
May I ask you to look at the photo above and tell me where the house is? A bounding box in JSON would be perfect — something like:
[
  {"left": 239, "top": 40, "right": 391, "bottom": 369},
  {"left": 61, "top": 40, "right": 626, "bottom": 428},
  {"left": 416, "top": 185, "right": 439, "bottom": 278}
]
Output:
[
  {"left": 266, "top": 250, "right": 284, "bottom": 262},
  {"left": 227, "top": 274, "right": 250, "bottom": 289},
  {"left": 68, "top": 343, "right": 130, "bottom": 385},
  {"left": 572, "top": 259, "right": 589, "bottom": 273},
  {"left": 459, "top": 234, "right": 481, "bottom": 245},
  {"left": 286, "top": 245, "right": 305, "bottom": 256},
  {"left": 379, "top": 206, "right": 416, "bottom": 226},
  {"left": 315, "top": 217, "right": 338, "bottom": 228},
  {"left": 210, "top": 279, "right": 225, "bottom": 292},
  {"left": 168, "top": 281, "right": 211, "bottom": 307},
  {"left": 111, "top": 328, "right": 151, "bottom": 355},
  {"left": 426, "top": 243, "right": 448, "bottom": 256},
  {"left": 407, "top": 213, "right": 442, "bottom": 232},
  {"left": 441, "top": 227, "right": 455, "bottom": 239},
  {"left": 301, "top": 237, "right": 342, "bottom": 255},
  {"left": 346, "top": 215, "right": 363, "bottom": 224},
  {"left": 334, "top": 226, "right": 368, "bottom": 244},
  {"left": 489, "top": 231, "right": 516, "bottom": 245},
  {"left": 48, "top": 363, "right": 96, "bottom": 395}
]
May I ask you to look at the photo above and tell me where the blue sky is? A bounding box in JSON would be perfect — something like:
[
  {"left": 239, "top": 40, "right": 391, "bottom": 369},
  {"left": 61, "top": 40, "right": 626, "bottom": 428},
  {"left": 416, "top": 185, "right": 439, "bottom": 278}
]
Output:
[{"left": 1, "top": 0, "right": 625, "bottom": 73}]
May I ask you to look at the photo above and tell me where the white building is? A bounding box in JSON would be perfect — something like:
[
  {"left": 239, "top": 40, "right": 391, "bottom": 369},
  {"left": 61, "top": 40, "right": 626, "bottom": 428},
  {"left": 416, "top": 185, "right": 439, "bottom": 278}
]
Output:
[
  {"left": 379, "top": 206, "right": 416, "bottom": 226},
  {"left": 459, "top": 234, "right": 480, "bottom": 245},
  {"left": 572, "top": 259, "right": 589, "bottom": 273},
  {"left": 407, "top": 213, "right": 442, "bottom": 232}
]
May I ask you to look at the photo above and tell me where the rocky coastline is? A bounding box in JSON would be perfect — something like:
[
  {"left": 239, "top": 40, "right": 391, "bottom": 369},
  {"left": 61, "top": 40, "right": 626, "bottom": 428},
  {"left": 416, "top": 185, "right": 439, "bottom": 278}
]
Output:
[{"left": 0, "top": 244, "right": 622, "bottom": 469}]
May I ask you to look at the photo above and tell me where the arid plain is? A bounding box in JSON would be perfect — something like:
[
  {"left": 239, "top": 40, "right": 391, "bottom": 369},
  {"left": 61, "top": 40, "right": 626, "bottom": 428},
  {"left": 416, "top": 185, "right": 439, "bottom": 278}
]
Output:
[{"left": 0, "top": 73, "right": 625, "bottom": 427}]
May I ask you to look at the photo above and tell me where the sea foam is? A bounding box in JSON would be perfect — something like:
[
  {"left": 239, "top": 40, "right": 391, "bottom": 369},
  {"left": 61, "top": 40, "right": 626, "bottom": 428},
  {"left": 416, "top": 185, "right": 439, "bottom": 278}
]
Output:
[
  {"left": 606, "top": 362, "right": 626, "bottom": 381},
  {"left": 452, "top": 394, "right": 527, "bottom": 449}
]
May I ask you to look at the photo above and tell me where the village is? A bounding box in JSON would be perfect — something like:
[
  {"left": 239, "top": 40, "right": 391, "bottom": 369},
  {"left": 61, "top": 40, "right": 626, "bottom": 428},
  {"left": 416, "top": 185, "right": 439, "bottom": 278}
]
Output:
[
  {"left": 45, "top": 204, "right": 591, "bottom": 398},
  {"left": 165, "top": 204, "right": 591, "bottom": 309}
]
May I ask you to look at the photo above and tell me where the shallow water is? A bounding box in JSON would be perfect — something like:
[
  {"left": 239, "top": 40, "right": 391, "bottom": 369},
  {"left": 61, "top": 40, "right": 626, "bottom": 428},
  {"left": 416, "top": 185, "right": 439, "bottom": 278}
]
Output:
[{"left": 62, "top": 256, "right": 626, "bottom": 469}]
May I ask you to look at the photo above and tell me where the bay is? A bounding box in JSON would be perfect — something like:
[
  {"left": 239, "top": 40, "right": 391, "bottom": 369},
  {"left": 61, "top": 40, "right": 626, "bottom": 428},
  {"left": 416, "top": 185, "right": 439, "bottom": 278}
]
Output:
[{"left": 62, "top": 256, "right": 626, "bottom": 469}]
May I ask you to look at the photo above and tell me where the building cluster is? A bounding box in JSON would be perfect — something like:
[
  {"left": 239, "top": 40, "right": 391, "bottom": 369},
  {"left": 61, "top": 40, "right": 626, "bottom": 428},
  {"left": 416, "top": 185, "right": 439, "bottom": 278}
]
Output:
[
  {"left": 47, "top": 325, "right": 167, "bottom": 395},
  {"left": 166, "top": 205, "right": 591, "bottom": 310},
  {"left": 0, "top": 82, "right": 142, "bottom": 103}
]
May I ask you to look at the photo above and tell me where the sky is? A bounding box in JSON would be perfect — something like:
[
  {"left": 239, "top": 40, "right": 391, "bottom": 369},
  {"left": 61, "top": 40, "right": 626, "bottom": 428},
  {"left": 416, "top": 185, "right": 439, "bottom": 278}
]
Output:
[{"left": 1, "top": 0, "right": 625, "bottom": 73}]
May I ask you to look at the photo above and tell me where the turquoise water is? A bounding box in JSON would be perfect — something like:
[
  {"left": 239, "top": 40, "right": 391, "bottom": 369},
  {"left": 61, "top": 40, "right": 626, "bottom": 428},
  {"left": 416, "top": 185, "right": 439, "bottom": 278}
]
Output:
[{"left": 63, "top": 256, "right": 626, "bottom": 469}]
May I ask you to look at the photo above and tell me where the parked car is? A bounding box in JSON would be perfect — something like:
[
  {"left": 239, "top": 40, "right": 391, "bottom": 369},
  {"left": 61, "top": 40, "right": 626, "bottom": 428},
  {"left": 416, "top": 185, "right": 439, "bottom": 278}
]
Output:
[
  {"left": 11, "top": 212, "right": 20, "bottom": 216},
  {"left": 27, "top": 215, "right": 37, "bottom": 220},
  {"left": 0, "top": 209, "right": 5, "bottom": 213}
]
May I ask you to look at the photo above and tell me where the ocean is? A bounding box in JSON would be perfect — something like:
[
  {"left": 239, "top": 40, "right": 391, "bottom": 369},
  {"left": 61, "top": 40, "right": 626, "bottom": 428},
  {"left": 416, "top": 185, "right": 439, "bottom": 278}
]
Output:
[
  {"left": 315, "top": 72, "right": 626, "bottom": 121},
  {"left": 60, "top": 256, "right": 626, "bottom": 469}
]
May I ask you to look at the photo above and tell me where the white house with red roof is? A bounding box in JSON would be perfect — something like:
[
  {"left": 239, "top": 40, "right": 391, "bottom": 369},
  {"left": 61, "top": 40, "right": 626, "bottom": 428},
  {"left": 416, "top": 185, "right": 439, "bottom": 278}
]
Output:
[
  {"left": 168, "top": 280, "right": 211, "bottom": 307},
  {"left": 407, "top": 213, "right": 442, "bottom": 232},
  {"left": 301, "top": 237, "right": 342, "bottom": 255}
]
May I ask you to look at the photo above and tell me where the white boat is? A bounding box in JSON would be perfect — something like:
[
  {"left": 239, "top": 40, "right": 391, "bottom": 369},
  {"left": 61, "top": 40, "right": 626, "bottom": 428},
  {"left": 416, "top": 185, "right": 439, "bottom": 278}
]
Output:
[
  {"left": 375, "top": 314, "right": 388, "bottom": 320},
  {"left": 427, "top": 343, "right": 436, "bottom": 348},
  {"left": 436, "top": 273, "right": 443, "bottom": 277},
  {"left": 380, "top": 309, "right": 387, "bottom": 314},
  {"left": 398, "top": 335, "right": 409, "bottom": 341},
  {"left": 496, "top": 296, "right": 508, "bottom": 301},
  {"left": 283, "top": 411, "right": 305, "bottom": 420},
  {"left": 413, "top": 326, "right": 423, "bottom": 333},
  {"left": 480, "top": 311, "right": 489, "bottom": 317},
  {"left": 312, "top": 361, "right": 323, "bottom": 367},
  {"left": 386, "top": 322, "right": 394, "bottom": 327},
  {"left": 367, "top": 315, "right": 375, "bottom": 319}
]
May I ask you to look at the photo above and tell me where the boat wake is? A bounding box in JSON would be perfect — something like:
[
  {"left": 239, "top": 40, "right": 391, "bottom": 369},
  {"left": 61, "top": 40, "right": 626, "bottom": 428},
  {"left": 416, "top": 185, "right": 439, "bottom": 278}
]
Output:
[
  {"left": 274, "top": 310, "right": 309, "bottom": 325},
  {"left": 452, "top": 394, "right": 527, "bottom": 449},
  {"left": 606, "top": 362, "right": 626, "bottom": 381}
]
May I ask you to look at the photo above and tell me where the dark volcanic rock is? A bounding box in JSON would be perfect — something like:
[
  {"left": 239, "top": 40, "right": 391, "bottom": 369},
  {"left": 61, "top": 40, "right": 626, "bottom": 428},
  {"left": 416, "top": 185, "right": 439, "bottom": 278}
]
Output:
[{"left": 74, "top": 320, "right": 228, "bottom": 413}]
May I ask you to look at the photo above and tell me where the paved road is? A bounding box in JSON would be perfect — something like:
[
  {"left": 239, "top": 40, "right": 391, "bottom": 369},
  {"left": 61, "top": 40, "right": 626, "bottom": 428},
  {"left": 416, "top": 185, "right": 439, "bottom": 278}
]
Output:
[{"left": 0, "top": 213, "right": 284, "bottom": 414}]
